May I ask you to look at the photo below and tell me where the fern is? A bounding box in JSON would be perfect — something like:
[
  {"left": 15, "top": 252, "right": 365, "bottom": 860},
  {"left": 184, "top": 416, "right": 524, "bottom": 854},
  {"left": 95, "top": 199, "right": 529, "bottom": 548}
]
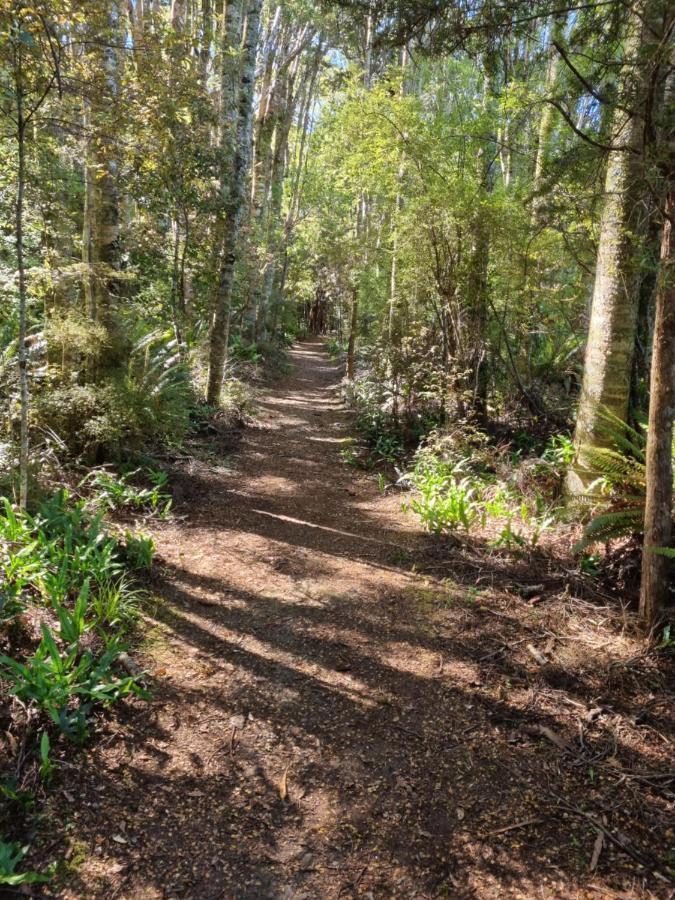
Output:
[
  {"left": 575, "top": 411, "right": 674, "bottom": 553},
  {"left": 646, "top": 545, "right": 675, "bottom": 559}
]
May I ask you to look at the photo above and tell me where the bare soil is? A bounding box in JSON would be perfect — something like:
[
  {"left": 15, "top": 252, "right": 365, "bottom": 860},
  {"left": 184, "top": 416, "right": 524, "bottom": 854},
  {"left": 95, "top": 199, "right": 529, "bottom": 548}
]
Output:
[{"left": 38, "top": 340, "right": 673, "bottom": 898}]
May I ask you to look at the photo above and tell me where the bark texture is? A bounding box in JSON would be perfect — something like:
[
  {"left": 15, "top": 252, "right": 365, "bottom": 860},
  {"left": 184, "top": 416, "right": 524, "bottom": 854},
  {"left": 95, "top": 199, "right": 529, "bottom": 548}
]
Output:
[
  {"left": 639, "top": 190, "right": 674, "bottom": 628},
  {"left": 566, "top": 6, "right": 649, "bottom": 496},
  {"left": 81, "top": 3, "right": 121, "bottom": 369},
  {"left": 207, "top": 0, "right": 262, "bottom": 404}
]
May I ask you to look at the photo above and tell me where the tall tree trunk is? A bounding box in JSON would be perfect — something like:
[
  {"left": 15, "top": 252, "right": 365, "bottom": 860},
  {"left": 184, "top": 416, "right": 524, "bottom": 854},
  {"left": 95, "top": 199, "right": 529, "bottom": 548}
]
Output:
[
  {"left": 639, "top": 189, "right": 674, "bottom": 630},
  {"left": 388, "top": 45, "right": 409, "bottom": 419},
  {"left": 14, "top": 37, "right": 29, "bottom": 509},
  {"left": 639, "top": 40, "right": 674, "bottom": 627},
  {"left": 171, "top": 0, "right": 187, "bottom": 30},
  {"left": 468, "top": 207, "right": 490, "bottom": 420},
  {"left": 248, "top": 61, "right": 285, "bottom": 339},
  {"left": 207, "top": 0, "right": 262, "bottom": 404},
  {"left": 200, "top": 0, "right": 213, "bottom": 84},
  {"left": 346, "top": 287, "right": 358, "bottom": 380},
  {"left": 531, "top": 16, "right": 565, "bottom": 222},
  {"left": 81, "top": 2, "right": 121, "bottom": 355},
  {"left": 346, "top": 10, "right": 374, "bottom": 382},
  {"left": 566, "top": 5, "right": 651, "bottom": 496},
  {"left": 259, "top": 68, "right": 297, "bottom": 337},
  {"left": 127, "top": 0, "right": 144, "bottom": 51}
]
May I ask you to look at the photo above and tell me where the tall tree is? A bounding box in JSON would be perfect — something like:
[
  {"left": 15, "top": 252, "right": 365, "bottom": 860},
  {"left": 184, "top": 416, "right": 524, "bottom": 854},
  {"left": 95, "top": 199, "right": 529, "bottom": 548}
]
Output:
[
  {"left": 81, "top": 1, "right": 121, "bottom": 358},
  {"left": 1, "top": 1, "right": 65, "bottom": 506},
  {"left": 566, "top": 1, "right": 655, "bottom": 496},
  {"left": 207, "top": 0, "right": 262, "bottom": 404},
  {"left": 639, "top": 54, "right": 674, "bottom": 629}
]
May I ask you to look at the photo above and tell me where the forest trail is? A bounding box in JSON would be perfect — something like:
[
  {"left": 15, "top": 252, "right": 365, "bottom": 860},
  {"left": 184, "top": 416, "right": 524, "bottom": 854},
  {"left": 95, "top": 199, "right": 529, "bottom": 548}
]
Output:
[{"left": 55, "top": 341, "right": 666, "bottom": 899}]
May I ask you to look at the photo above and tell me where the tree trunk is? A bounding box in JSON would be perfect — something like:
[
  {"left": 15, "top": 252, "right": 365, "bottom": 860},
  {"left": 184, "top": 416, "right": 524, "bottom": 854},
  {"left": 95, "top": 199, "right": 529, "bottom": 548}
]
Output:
[
  {"left": 14, "top": 46, "right": 28, "bottom": 509},
  {"left": 566, "top": 6, "right": 650, "bottom": 497},
  {"left": 346, "top": 11, "right": 374, "bottom": 381},
  {"left": 639, "top": 191, "right": 674, "bottom": 629},
  {"left": 81, "top": 3, "right": 121, "bottom": 367},
  {"left": 259, "top": 70, "right": 297, "bottom": 337},
  {"left": 531, "top": 16, "right": 565, "bottom": 222},
  {"left": 347, "top": 289, "right": 358, "bottom": 380},
  {"left": 200, "top": 0, "right": 213, "bottom": 84},
  {"left": 171, "top": 0, "right": 187, "bottom": 30},
  {"left": 207, "top": 0, "right": 262, "bottom": 404},
  {"left": 274, "top": 43, "right": 322, "bottom": 319}
]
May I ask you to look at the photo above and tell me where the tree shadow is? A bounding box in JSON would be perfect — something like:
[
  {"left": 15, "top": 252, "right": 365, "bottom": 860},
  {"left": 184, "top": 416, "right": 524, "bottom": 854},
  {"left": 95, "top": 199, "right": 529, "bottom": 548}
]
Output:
[{"left": 42, "top": 340, "right": 672, "bottom": 899}]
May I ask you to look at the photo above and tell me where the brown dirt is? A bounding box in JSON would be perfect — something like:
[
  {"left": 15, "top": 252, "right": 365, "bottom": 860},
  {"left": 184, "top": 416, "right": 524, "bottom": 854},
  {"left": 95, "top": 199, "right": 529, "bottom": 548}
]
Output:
[{"left": 40, "top": 340, "right": 672, "bottom": 899}]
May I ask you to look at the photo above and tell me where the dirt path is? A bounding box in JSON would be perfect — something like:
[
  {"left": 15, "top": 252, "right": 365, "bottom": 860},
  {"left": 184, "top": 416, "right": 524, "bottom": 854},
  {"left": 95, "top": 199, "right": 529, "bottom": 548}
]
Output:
[{"left": 56, "top": 341, "right": 671, "bottom": 899}]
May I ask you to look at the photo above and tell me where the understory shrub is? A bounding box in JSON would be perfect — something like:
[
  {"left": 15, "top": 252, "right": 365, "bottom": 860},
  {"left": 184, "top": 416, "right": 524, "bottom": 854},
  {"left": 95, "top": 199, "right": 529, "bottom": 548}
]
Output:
[
  {"left": 404, "top": 428, "right": 562, "bottom": 548},
  {"left": 0, "top": 491, "right": 149, "bottom": 745},
  {"left": 344, "top": 370, "right": 442, "bottom": 467},
  {"left": 218, "top": 378, "right": 257, "bottom": 425},
  {"left": 82, "top": 467, "right": 172, "bottom": 517},
  {"left": 35, "top": 331, "right": 194, "bottom": 461},
  {"left": 574, "top": 411, "right": 675, "bottom": 553}
]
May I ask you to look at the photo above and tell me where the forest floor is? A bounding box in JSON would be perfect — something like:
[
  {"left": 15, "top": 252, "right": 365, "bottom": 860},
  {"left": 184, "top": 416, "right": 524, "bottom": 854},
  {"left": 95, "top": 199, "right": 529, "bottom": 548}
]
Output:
[{"left": 38, "top": 340, "right": 672, "bottom": 899}]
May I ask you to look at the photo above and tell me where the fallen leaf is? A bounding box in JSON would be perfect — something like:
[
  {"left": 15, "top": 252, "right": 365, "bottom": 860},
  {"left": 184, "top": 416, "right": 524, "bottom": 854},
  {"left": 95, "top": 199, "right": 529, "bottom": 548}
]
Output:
[
  {"left": 279, "top": 763, "right": 291, "bottom": 802},
  {"left": 589, "top": 830, "right": 604, "bottom": 871}
]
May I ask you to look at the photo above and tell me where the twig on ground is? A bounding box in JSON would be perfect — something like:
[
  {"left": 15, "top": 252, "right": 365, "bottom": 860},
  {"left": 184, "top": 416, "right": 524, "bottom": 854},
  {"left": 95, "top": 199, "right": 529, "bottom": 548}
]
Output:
[{"left": 481, "top": 817, "right": 545, "bottom": 837}]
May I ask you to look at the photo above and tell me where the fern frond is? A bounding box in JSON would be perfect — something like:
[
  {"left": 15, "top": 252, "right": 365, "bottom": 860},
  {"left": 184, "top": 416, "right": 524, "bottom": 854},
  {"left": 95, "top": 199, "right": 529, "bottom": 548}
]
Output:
[
  {"left": 645, "top": 545, "right": 675, "bottom": 559},
  {"left": 575, "top": 508, "right": 643, "bottom": 552},
  {"left": 596, "top": 408, "right": 647, "bottom": 463}
]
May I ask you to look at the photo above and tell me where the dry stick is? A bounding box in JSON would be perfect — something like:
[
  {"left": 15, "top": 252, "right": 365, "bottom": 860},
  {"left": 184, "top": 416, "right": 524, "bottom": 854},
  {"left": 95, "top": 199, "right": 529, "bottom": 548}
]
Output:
[
  {"left": 392, "top": 723, "right": 424, "bottom": 741},
  {"left": 481, "top": 817, "right": 545, "bottom": 838},
  {"left": 337, "top": 863, "right": 369, "bottom": 899},
  {"left": 550, "top": 796, "right": 659, "bottom": 872}
]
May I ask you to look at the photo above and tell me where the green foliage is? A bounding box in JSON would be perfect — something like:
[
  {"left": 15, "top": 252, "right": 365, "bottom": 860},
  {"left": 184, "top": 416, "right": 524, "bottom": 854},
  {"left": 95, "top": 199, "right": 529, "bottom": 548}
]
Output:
[
  {"left": 34, "top": 334, "right": 194, "bottom": 461},
  {"left": 575, "top": 412, "right": 674, "bottom": 552},
  {"left": 219, "top": 378, "right": 257, "bottom": 424},
  {"left": 407, "top": 463, "right": 480, "bottom": 533},
  {"left": 89, "top": 576, "right": 143, "bottom": 630},
  {"left": 38, "top": 732, "right": 52, "bottom": 784},
  {"left": 0, "top": 840, "right": 50, "bottom": 886},
  {"left": 0, "top": 492, "right": 148, "bottom": 753},
  {"left": 228, "top": 337, "right": 263, "bottom": 365},
  {"left": 0, "top": 625, "right": 142, "bottom": 744},
  {"left": 647, "top": 545, "right": 675, "bottom": 559},
  {"left": 326, "top": 338, "right": 347, "bottom": 360},
  {"left": 123, "top": 533, "right": 156, "bottom": 571},
  {"left": 542, "top": 433, "right": 575, "bottom": 467},
  {"left": 580, "top": 553, "right": 602, "bottom": 576},
  {"left": 404, "top": 435, "right": 557, "bottom": 548},
  {"left": 83, "top": 468, "right": 172, "bottom": 517},
  {"left": 655, "top": 624, "right": 674, "bottom": 651}
]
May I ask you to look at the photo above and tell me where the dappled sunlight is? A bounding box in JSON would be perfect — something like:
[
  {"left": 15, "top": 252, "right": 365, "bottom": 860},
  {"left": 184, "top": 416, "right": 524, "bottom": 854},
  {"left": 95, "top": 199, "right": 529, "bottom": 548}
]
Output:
[
  {"left": 306, "top": 434, "right": 353, "bottom": 444},
  {"left": 38, "top": 340, "right": 671, "bottom": 899},
  {"left": 159, "top": 606, "right": 384, "bottom": 709}
]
